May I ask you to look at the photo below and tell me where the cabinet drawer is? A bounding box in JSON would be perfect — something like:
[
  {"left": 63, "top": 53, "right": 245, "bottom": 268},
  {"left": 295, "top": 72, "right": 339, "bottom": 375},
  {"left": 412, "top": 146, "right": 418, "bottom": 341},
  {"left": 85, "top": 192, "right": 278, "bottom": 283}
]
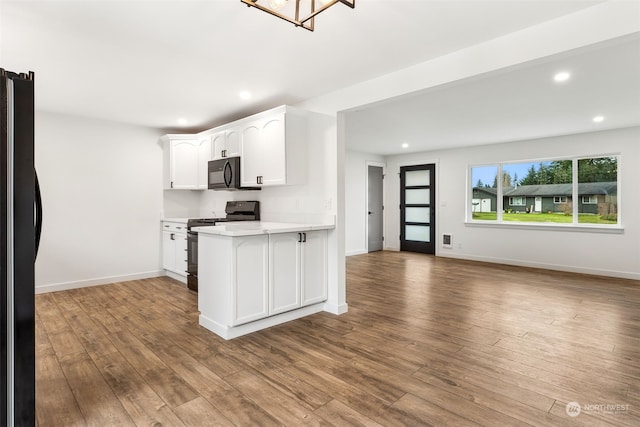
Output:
[{"left": 162, "top": 222, "right": 187, "bottom": 233}]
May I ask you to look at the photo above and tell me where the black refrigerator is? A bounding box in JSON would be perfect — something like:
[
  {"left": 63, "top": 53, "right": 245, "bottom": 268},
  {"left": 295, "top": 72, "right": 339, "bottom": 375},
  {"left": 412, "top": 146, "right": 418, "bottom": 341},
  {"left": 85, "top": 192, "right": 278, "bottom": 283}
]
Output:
[{"left": 1, "top": 68, "right": 41, "bottom": 425}]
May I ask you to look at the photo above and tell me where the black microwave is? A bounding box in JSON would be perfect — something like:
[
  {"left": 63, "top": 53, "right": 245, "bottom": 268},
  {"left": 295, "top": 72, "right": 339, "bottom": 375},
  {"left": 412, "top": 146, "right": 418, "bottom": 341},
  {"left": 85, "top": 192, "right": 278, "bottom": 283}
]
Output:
[{"left": 208, "top": 157, "right": 259, "bottom": 191}]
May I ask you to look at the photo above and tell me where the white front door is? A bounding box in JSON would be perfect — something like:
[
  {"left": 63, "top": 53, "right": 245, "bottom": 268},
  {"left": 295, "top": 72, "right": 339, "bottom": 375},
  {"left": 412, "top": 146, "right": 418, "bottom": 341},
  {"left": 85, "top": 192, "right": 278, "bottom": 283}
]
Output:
[{"left": 535, "top": 197, "right": 542, "bottom": 212}]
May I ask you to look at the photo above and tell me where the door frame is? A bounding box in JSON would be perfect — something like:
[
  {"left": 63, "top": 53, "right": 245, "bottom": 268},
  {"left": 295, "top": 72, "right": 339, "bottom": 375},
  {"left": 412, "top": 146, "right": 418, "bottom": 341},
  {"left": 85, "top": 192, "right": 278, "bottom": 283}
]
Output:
[
  {"left": 365, "top": 161, "right": 386, "bottom": 253},
  {"left": 396, "top": 159, "right": 439, "bottom": 254}
]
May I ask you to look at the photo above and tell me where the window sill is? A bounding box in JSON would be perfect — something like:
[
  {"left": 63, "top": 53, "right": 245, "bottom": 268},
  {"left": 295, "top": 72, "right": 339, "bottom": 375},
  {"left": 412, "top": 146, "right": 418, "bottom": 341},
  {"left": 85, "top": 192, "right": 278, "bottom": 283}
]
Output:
[{"left": 464, "top": 220, "right": 624, "bottom": 234}]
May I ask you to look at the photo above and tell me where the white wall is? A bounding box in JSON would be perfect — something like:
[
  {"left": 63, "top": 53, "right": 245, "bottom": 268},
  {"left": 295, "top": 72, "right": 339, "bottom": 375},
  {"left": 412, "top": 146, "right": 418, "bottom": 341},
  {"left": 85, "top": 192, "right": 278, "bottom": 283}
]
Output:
[
  {"left": 384, "top": 127, "right": 640, "bottom": 280},
  {"left": 35, "top": 112, "right": 165, "bottom": 292},
  {"left": 345, "top": 150, "right": 385, "bottom": 255}
]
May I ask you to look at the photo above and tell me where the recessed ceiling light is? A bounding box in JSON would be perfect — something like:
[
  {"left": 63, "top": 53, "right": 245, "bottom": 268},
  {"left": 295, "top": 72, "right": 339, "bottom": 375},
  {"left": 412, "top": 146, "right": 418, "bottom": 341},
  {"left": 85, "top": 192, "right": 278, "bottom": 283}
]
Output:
[
  {"left": 553, "top": 71, "right": 571, "bottom": 82},
  {"left": 401, "top": 143, "right": 409, "bottom": 149},
  {"left": 239, "top": 90, "right": 251, "bottom": 100},
  {"left": 592, "top": 115, "right": 605, "bottom": 123},
  {"left": 177, "top": 118, "right": 188, "bottom": 126}
]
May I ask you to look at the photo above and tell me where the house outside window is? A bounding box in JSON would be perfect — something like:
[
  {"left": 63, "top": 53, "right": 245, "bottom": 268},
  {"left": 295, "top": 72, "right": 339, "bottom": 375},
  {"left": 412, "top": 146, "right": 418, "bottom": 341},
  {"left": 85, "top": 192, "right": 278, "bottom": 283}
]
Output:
[
  {"left": 554, "top": 196, "right": 567, "bottom": 204},
  {"left": 509, "top": 197, "right": 525, "bottom": 206},
  {"left": 469, "top": 156, "right": 619, "bottom": 226}
]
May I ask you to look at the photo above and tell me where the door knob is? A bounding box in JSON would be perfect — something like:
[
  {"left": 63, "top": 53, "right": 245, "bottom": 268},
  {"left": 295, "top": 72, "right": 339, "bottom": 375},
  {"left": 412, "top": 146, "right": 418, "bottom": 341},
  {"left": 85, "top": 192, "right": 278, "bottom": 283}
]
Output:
[{"left": 368, "top": 211, "right": 373, "bottom": 214}]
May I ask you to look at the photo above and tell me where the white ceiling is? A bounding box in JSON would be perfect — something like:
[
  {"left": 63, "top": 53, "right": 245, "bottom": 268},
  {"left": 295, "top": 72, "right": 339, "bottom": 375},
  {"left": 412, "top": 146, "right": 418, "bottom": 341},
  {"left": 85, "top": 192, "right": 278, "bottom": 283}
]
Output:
[
  {"left": 345, "top": 34, "right": 640, "bottom": 155},
  {"left": 2, "top": 0, "right": 637, "bottom": 154}
]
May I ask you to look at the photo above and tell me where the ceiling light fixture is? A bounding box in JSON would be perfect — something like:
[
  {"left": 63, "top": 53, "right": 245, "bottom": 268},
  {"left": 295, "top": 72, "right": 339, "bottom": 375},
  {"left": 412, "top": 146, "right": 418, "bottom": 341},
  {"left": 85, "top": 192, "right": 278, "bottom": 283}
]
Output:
[
  {"left": 177, "top": 118, "right": 188, "bottom": 126},
  {"left": 239, "top": 90, "right": 252, "bottom": 100},
  {"left": 401, "top": 143, "right": 409, "bottom": 149},
  {"left": 241, "top": 0, "right": 355, "bottom": 32},
  {"left": 553, "top": 71, "right": 571, "bottom": 82},
  {"left": 592, "top": 115, "right": 605, "bottom": 123}
]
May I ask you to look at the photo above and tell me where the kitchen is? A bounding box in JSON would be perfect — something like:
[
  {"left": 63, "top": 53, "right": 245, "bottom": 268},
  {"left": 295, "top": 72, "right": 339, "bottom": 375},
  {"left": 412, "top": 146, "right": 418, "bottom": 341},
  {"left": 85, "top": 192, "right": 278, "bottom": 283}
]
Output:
[{"left": 161, "top": 105, "right": 340, "bottom": 338}]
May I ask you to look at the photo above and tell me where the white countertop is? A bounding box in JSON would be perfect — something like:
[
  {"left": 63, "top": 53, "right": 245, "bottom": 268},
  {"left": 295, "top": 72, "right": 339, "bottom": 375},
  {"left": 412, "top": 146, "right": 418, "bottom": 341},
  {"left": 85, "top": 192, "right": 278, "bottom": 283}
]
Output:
[
  {"left": 192, "top": 221, "right": 334, "bottom": 237},
  {"left": 162, "top": 218, "right": 189, "bottom": 224}
]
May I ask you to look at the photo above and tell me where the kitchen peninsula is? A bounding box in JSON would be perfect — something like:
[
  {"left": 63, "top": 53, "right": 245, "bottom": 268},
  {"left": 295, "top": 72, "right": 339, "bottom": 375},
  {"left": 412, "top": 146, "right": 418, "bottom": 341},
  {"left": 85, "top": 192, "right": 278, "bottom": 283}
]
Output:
[{"left": 194, "top": 221, "right": 334, "bottom": 339}]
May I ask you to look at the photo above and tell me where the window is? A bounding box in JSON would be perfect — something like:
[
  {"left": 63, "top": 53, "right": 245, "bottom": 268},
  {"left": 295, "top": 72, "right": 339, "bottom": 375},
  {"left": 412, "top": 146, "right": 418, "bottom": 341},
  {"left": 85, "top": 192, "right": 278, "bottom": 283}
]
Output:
[
  {"left": 509, "top": 197, "right": 525, "bottom": 206},
  {"left": 471, "top": 165, "right": 497, "bottom": 221},
  {"left": 554, "top": 196, "right": 567, "bottom": 204},
  {"left": 469, "top": 156, "right": 619, "bottom": 226},
  {"left": 577, "top": 157, "right": 617, "bottom": 224}
]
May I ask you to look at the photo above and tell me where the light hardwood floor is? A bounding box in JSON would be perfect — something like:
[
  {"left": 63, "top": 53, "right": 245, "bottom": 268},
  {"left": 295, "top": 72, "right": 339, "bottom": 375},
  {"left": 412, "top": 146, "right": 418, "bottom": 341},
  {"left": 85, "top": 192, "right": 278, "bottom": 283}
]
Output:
[{"left": 36, "top": 251, "right": 640, "bottom": 426}]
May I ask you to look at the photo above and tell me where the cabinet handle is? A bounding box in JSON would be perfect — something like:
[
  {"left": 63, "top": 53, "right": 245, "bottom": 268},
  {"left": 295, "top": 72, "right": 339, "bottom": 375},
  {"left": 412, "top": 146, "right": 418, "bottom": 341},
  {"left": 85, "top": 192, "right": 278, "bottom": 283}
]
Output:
[
  {"left": 164, "top": 225, "right": 170, "bottom": 228},
  {"left": 222, "top": 149, "right": 227, "bottom": 157},
  {"left": 303, "top": 232, "right": 307, "bottom": 243},
  {"left": 298, "top": 233, "right": 302, "bottom": 243},
  {"left": 170, "top": 233, "right": 175, "bottom": 240},
  {"left": 257, "top": 176, "right": 263, "bottom": 185},
  {"left": 170, "top": 181, "right": 174, "bottom": 189}
]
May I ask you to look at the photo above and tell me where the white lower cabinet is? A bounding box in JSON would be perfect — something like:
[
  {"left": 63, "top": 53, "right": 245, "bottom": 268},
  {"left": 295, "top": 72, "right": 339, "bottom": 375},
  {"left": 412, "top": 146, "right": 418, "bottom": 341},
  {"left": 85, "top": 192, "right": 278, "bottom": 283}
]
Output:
[
  {"left": 269, "top": 230, "right": 327, "bottom": 315},
  {"left": 300, "top": 230, "right": 328, "bottom": 306},
  {"left": 233, "top": 235, "right": 269, "bottom": 325},
  {"left": 198, "top": 229, "right": 328, "bottom": 334},
  {"left": 162, "top": 222, "right": 188, "bottom": 277},
  {"left": 269, "top": 233, "right": 301, "bottom": 315}
]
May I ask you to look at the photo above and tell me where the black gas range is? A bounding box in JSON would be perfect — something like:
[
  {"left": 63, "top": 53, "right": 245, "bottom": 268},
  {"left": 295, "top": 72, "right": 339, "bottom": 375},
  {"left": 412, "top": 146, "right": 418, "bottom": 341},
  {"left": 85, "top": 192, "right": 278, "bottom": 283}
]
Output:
[{"left": 186, "top": 201, "right": 260, "bottom": 292}]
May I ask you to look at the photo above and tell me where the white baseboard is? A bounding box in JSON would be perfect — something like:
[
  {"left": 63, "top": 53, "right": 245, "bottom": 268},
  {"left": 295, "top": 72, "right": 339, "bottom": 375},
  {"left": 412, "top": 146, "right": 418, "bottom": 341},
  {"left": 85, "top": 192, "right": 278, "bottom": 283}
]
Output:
[
  {"left": 35, "top": 270, "right": 166, "bottom": 294},
  {"left": 199, "top": 303, "right": 325, "bottom": 340},
  {"left": 165, "top": 270, "right": 187, "bottom": 284},
  {"left": 323, "top": 302, "right": 349, "bottom": 315},
  {"left": 346, "top": 249, "right": 367, "bottom": 256},
  {"left": 437, "top": 252, "right": 640, "bottom": 281}
]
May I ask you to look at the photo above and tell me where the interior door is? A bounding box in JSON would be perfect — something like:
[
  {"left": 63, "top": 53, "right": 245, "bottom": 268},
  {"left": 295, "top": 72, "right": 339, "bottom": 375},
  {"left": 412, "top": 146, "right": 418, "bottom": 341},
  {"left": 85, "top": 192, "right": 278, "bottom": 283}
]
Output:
[
  {"left": 400, "top": 164, "right": 435, "bottom": 254},
  {"left": 367, "top": 165, "right": 384, "bottom": 252}
]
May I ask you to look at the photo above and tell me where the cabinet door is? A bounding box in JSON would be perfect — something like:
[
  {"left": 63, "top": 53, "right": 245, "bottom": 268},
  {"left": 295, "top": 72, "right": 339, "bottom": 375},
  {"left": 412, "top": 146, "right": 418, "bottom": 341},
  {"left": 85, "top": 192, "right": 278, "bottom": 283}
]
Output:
[
  {"left": 225, "top": 128, "right": 241, "bottom": 158},
  {"left": 260, "top": 116, "right": 286, "bottom": 186},
  {"left": 197, "top": 136, "right": 212, "bottom": 189},
  {"left": 269, "top": 233, "right": 301, "bottom": 315},
  {"left": 240, "top": 123, "right": 262, "bottom": 187},
  {"left": 301, "top": 230, "right": 328, "bottom": 306},
  {"left": 162, "top": 231, "right": 176, "bottom": 271},
  {"left": 233, "top": 235, "right": 269, "bottom": 325},
  {"left": 170, "top": 140, "right": 198, "bottom": 189},
  {"left": 211, "top": 131, "right": 227, "bottom": 160}
]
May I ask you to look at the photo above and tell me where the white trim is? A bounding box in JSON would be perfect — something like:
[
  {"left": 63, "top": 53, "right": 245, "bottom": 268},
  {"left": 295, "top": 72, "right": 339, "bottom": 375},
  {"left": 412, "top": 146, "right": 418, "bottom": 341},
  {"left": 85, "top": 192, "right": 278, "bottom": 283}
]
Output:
[
  {"left": 438, "top": 252, "right": 639, "bottom": 281},
  {"left": 346, "top": 249, "right": 367, "bottom": 256},
  {"left": 465, "top": 221, "right": 623, "bottom": 234},
  {"left": 323, "top": 302, "right": 349, "bottom": 315},
  {"left": 365, "top": 161, "right": 386, "bottom": 253},
  {"left": 199, "top": 302, "right": 326, "bottom": 340},
  {"left": 35, "top": 270, "right": 166, "bottom": 294}
]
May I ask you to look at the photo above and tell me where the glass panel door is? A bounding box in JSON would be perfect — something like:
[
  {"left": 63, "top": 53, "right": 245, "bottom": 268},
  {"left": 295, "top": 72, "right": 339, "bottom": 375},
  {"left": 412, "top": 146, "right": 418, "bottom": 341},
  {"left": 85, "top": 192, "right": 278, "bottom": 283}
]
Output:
[{"left": 400, "top": 164, "right": 435, "bottom": 254}]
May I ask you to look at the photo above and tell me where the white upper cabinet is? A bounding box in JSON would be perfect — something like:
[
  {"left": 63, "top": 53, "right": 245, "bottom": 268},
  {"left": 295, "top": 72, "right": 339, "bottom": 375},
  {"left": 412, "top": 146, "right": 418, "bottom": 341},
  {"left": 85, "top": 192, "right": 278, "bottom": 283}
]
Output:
[
  {"left": 196, "top": 136, "right": 212, "bottom": 189},
  {"left": 162, "top": 135, "right": 212, "bottom": 190},
  {"left": 162, "top": 105, "right": 306, "bottom": 190},
  {"left": 240, "top": 106, "right": 307, "bottom": 188},
  {"left": 212, "top": 129, "right": 240, "bottom": 160},
  {"left": 167, "top": 138, "right": 198, "bottom": 189}
]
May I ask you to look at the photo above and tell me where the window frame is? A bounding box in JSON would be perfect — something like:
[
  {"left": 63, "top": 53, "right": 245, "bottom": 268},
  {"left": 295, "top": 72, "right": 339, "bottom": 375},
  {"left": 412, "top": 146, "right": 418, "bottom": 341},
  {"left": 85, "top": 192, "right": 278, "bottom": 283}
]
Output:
[
  {"left": 508, "top": 197, "right": 525, "bottom": 206},
  {"left": 582, "top": 195, "right": 598, "bottom": 204},
  {"left": 467, "top": 154, "right": 621, "bottom": 231},
  {"left": 553, "top": 196, "right": 568, "bottom": 204}
]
